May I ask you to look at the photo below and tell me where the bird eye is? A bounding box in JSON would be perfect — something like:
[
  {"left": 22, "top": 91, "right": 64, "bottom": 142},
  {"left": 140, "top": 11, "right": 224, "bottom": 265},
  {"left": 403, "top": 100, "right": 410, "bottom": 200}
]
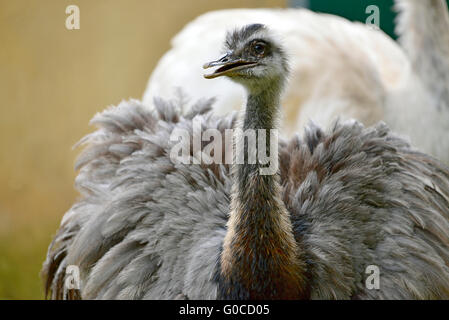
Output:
[{"left": 252, "top": 42, "right": 266, "bottom": 55}]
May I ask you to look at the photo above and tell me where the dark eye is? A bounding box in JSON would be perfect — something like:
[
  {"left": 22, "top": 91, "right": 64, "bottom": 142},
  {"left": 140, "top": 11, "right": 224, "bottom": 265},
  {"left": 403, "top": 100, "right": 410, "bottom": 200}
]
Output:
[{"left": 252, "top": 42, "right": 265, "bottom": 55}]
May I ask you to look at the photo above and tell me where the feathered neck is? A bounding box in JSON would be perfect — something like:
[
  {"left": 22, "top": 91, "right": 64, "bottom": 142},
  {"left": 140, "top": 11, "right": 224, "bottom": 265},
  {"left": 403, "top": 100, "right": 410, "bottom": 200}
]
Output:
[
  {"left": 397, "top": 0, "right": 449, "bottom": 109},
  {"left": 218, "top": 78, "right": 308, "bottom": 299}
]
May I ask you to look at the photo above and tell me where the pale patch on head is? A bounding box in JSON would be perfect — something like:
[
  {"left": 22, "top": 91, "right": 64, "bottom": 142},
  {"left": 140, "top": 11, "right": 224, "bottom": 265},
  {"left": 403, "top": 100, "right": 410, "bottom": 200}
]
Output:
[{"left": 224, "top": 25, "right": 289, "bottom": 85}]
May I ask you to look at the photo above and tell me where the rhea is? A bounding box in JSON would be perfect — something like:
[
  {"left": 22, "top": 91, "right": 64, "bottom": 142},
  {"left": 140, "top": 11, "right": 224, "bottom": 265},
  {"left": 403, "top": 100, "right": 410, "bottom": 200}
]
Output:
[
  {"left": 203, "top": 24, "right": 305, "bottom": 299},
  {"left": 43, "top": 25, "right": 449, "bottom": 299}
]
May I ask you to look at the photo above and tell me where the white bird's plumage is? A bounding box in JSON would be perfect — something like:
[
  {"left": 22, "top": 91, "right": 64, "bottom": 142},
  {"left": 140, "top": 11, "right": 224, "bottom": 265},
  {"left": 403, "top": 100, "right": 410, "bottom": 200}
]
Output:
[
  {"left": 144, "top": 7, "right": 406, "bottom": 126},
  {"left": 143, "top": 1, "right": 449, "bottom": 164}
]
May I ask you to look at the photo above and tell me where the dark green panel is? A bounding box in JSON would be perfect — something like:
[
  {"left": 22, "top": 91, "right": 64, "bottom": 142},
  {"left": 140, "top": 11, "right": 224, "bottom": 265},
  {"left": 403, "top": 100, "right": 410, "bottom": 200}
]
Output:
[{"left": 289, "top": 0, "right": 449, "bottom": 40}]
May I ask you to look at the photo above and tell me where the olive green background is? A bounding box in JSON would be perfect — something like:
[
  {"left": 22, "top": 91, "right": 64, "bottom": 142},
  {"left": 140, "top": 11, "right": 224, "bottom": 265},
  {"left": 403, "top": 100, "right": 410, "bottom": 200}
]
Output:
[{"left": 0, "top": 0, "right": 434, "bottom": 299}]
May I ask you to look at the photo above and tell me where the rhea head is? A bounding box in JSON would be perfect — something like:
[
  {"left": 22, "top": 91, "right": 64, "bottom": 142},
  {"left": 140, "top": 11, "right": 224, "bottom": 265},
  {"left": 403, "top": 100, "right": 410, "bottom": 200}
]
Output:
[{"left": 203, "top": 24, "right": 289, "bottom": 92}]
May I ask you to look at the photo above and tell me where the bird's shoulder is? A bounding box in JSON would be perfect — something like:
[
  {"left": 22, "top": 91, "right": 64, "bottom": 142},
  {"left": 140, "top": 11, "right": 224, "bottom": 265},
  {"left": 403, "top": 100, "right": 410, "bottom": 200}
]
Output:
[{"left": 42, "top": 97, "right": 236, "bottom": 299}]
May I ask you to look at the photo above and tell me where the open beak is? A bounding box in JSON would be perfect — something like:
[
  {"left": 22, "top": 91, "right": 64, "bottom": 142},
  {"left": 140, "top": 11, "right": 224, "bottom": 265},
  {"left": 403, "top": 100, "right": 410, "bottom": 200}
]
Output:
[{"left": 203, "top": 53, "right": 257, "bottom": 79}]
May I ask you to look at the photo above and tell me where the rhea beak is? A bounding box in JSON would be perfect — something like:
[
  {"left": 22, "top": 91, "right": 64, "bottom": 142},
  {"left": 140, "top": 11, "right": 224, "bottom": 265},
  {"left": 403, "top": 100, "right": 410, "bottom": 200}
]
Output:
[{"left": 203, "top": 53, "right": 257, "bottom": 79}]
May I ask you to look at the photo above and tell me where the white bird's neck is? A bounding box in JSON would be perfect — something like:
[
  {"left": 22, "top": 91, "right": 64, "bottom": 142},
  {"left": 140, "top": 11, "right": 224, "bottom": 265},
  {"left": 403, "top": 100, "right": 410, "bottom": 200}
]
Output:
[{"left": 397, "top": 0, "right": 449, "bottom": 109}]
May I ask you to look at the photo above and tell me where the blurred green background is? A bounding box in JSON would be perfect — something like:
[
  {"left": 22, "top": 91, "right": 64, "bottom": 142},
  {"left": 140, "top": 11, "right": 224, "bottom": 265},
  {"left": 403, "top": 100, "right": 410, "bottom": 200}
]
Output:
[{"left": 0, "top": 0, "right": 432, "bottom": 299}]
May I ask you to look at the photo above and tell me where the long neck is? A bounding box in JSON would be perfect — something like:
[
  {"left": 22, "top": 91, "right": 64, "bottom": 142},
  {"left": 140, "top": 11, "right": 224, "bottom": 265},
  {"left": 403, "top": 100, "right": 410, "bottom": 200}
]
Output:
[
  {"left": 218, "top": 79, "right": 308, "bottom": 299},
  {"left": 396, "top": 0, "right": 449, "bottom": 108}
]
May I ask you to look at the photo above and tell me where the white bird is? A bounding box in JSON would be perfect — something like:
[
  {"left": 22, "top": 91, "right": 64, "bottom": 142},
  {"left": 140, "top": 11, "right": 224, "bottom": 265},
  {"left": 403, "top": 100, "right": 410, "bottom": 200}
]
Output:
[{"left": 143, "top": 0, "right": 449, "bottom": 164}]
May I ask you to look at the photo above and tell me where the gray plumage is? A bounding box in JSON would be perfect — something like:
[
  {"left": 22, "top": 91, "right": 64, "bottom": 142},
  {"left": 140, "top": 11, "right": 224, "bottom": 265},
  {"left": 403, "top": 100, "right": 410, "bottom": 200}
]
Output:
[{"left": 42, "top": 25, "right": 449, "bottom": 300}]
